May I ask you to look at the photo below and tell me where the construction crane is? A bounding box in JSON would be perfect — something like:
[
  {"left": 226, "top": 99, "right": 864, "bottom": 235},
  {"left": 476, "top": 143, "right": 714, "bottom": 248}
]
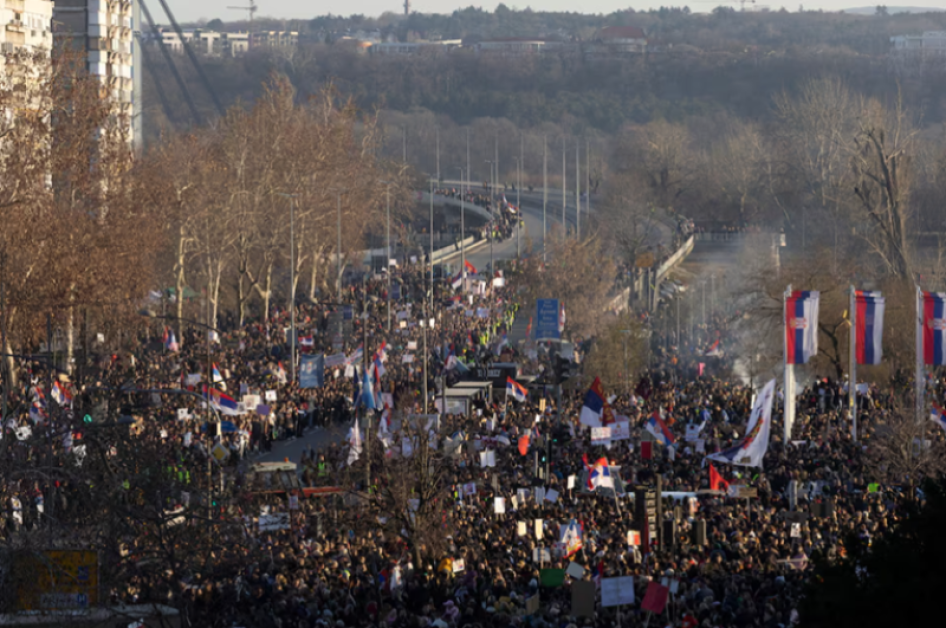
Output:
[
  {"left": 228, "top": 1, "right": 258, "bottom": 24},
  {"left": 228, "top": 1, "right": 257, "bottom": 47}
]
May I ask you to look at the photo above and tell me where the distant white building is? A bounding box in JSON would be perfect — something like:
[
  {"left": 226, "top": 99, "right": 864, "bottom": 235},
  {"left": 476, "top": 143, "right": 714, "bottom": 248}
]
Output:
[
  {"left": 370, "top": 39, "right": 461, "bottom": 55},
  {"left": 474, "top": 38, "right": 551, "bottom": 55},
  {"left": 891, "top": 31, "right": 946, "bottom": 56}
]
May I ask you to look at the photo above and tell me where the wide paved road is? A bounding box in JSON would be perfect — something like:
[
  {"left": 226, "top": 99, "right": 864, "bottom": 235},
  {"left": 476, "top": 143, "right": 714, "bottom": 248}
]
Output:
[{"left": 256, "top": 186, "right": 676, "bottom": 464}]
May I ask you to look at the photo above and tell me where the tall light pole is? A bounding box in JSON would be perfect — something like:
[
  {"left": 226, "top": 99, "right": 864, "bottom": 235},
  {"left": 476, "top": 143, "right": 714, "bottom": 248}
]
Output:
[
  {"left": 586, "top": 138, "right": 591, "bottom": 215},
  {"left": 428, "top": 176, "right": 435, "bottom": 312},
  {"left": 457, "top": 167, "right": 466, "bottom": 279},
  {"left": 383, "top": 183, "right": 393, "bottom": 331},
  {"left": 575, "top": 142, "right": 581, "bottom": 240},
  {"left": 515, "top": 140, "right": 521, "bottom": 259},
  {"left": 330, "top": 188, "right": 346, "bottom": 298},
  {"left": 486, "top": 159, "right": 494, "bottom": 273},
  {"left": 436, "top": 127, "right": 441, "bottom": 183},
  {"left": 561, "top": 136, "right": 566, "bottom": 234},
  {"left": 543, "top": 135, "right": 547, "bottom": 260},
  {"left": 277, "top": 193, "right": 298, "bottom": 384}
]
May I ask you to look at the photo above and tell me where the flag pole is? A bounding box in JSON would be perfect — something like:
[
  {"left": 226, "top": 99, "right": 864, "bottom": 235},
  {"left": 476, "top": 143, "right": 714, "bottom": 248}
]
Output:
[
  {"left": 783, "top": 285, "right": 794, "bottom": 444},
  {"left": 849, "top": 285, "right": 857, "bottom": 442},
  {"left": 916, "top": 285, "right": 925, "bottom": 424}
]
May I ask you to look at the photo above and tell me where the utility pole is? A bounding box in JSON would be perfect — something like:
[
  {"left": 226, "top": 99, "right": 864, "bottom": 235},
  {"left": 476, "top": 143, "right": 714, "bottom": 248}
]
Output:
[
  {"left": 402, "top": 126, "right": 407, "bottom": 164},
  {"left": 436, "top": 127, "right": 441, "bottom": 183}
]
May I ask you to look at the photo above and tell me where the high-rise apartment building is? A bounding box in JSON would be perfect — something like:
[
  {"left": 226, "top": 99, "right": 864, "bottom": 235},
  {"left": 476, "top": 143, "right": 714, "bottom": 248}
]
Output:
[
  {"left": 53, "top": 0, "right": 141, "bottom": 146},
  {"left": 0, "top": 0, "right": 53, "bottom": 55}
]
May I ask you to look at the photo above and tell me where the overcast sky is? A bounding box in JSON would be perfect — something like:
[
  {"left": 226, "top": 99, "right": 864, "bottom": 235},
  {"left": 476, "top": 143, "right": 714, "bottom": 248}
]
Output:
[{"left": 162, "top": 2, "right": 938, "bottom": 24}]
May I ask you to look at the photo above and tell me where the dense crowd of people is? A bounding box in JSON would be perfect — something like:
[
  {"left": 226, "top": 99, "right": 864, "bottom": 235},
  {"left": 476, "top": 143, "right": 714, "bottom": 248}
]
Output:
[{"left": 3, "top": 250, "right": 944, "bottom": 628}]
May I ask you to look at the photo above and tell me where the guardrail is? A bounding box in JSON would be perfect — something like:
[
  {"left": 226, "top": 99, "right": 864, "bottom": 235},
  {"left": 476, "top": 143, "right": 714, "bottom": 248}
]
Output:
[{"left": 656, "top": 235, "right": 695, "bottom": 282}]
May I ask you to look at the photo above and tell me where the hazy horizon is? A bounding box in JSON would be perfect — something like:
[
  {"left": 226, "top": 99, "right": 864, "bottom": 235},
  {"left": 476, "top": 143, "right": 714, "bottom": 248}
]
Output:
[{"left": 162, "top": 1, "right": 944, "bottom": 24}]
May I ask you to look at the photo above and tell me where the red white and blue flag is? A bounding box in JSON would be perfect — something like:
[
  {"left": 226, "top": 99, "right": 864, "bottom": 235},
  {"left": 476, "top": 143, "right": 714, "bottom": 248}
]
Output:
[
  {"left": 51, "top": 381, "right": 73, "bottom": 407},
  {"left": 855, "top": 290, "right": 885, "bottom": 365},
  {"left": 502, "top": 194, "right": 518, "bottom": 214},
  {"left": 163, "top": 327, "right": 179, "bottom": 352},
  {"left": 203, "top": 386, "right": 242, "bottom": 416},
  {"left": 583, "top": 454, "right": 614, "bottom": 490},
  {"left": 922, "top": 292, "right": 946, "bottom": 366},
  {"left": 506, "top": 377, "right": 528, "bottom": 402},
  {"left": 212, "top": 363, "right": 224, "bottom": 383},
  {"left": 785, "top": 290, "right": 820, "bottom": 364},
  {"left": 464, "top": 260, "right": 478, "bottom": 275},
  {"left": 931, "top": 404, "right": 946, "bottom": 433},
  {"left": 645, "top": 412, "right": 675, "bottom": 446},
  {"left": 580, "top": 377, "right": 607, "bottom": 427}
]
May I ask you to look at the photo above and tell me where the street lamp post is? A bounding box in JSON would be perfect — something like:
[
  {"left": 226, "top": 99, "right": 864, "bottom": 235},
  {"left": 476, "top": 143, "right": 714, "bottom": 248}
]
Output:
[
  {"left": 378, "top": 181, "right": 394, "bottom": 331},
  {"left": 457, "top": 168, "right": 466, "bottom": 279},
  {"left": 276, "top": 193, "right": 298, "bottom": 384},
  {"left": 543, "top": 136, "right": 547, "bottom": 261},
  {"left": 485, "top": 160, "right": 494, "bottom": 273},
  {"left": 514, "top": 151, "right": 521, "bottom": 259},
  {"left": 428, "top": 177, "right": 435, "bottom": 313},
  {"left": 337, "top": 191, "right": 343, "bottom": 297},
  {"left": 386, "top": 186, "right": 392, "bottom": 332}
]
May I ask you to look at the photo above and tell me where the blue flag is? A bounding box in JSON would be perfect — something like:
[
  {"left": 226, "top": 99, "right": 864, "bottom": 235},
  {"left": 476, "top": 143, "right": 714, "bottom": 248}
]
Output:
[
  {"left": 361, "top": 369, "right": 377, "bottom": 410},
  {"left": 300, "top": 354, "right": 325, "bottom": 389}
]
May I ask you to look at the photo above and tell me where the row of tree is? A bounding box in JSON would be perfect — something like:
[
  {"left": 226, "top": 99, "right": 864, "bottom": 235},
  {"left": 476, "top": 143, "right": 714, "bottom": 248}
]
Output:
[{"left": 0, "top": 51, "right": 408, "bottom": 378}]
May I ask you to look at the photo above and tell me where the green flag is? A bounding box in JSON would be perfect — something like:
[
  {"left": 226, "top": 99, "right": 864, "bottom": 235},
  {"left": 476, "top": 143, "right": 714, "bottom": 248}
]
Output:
[{"left": 868, "top": 483, "right": 880, "bottom": 493}]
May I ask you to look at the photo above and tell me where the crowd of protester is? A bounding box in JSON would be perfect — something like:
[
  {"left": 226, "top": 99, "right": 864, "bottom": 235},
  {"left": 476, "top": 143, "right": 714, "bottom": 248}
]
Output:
[{"left": 3, "top": 255, "right": 944, "bottom": 628}]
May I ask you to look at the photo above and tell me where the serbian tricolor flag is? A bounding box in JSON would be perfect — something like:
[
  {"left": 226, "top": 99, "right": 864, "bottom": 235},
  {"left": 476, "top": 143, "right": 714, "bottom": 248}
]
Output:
[
  {"left": 785, "top": 290, "right": 820, "bottom": 364},
  {"left": 645, "top": 412, "right": 675, "bottom": 446},
  {"left": 51, "top": 381, "right": 73, "bottom": 407},
  {"left": 931, "top": 404, "right": 946, "bottom": 433},
  {"left": 502, "top": 194, "right": 518, "bottom": 214},
  {"left": 580, "top": 377, "right": 607, "bottom": 427},
  {"left": 203, "top": 386, "right": 242, "bottom": 416},
  {"left": 506, "top": 377, "right": 528, "bottom": 402},
  {"left": 212, "top": 363, "right": 224, "bottom": 383},
  {"left": 582, "top": 454, "right": 614, "bottom": 490},
  {"left": 163, "top": 327, "right": 180, "bottom": 352},
  {"left": 855, "top": 290, "right": 885, "bottom": 365},
  {"left": 922, "top": 292, "right": 946, "bottom": 365},
  {"left": 464, "top": 260, "right": 477, "bottom": 275}
]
